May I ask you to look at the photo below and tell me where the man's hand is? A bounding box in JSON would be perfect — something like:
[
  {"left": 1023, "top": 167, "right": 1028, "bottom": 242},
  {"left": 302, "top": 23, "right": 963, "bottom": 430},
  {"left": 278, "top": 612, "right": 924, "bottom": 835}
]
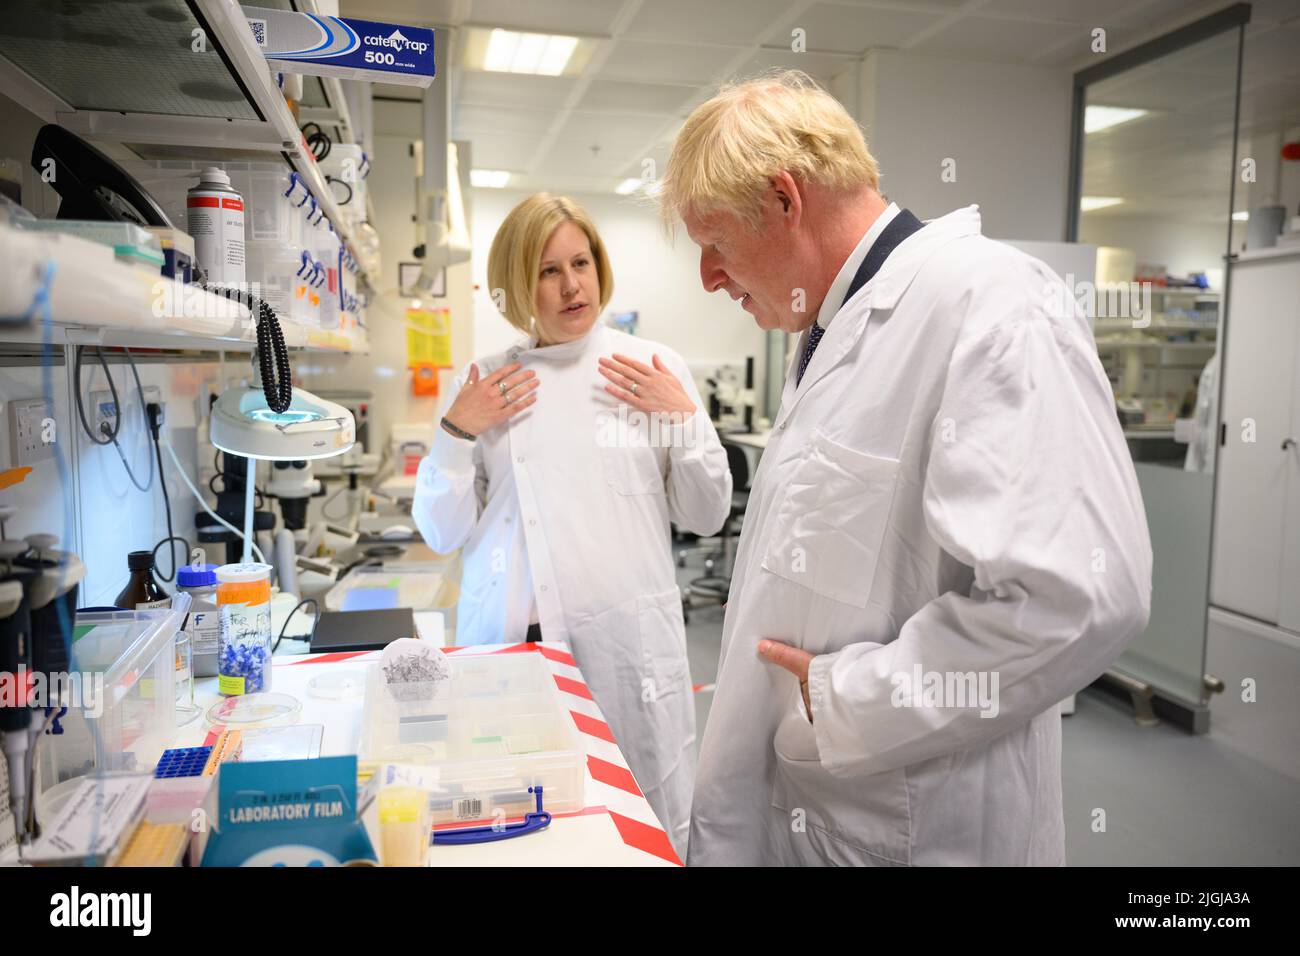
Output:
[{"left": 758, "top": 639, "right": 814, "bottom": 722}]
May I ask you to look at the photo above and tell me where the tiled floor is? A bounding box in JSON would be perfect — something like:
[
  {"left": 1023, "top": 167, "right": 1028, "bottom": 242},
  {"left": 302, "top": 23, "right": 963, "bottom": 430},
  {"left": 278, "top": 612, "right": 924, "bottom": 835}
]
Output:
[{"left": 675, "top": 539, "right": 1300, "bottom": 866}]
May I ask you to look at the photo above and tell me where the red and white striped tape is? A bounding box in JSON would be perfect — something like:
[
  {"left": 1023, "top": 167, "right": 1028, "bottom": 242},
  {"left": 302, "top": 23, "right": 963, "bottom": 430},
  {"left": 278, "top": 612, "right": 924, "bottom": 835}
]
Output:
[{"left": 276, "top": 640, "right": 682, "bottom": 866}]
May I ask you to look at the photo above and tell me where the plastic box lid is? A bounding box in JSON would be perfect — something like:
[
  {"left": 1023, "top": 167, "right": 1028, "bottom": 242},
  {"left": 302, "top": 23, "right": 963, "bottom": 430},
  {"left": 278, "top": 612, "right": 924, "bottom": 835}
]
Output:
[
  {"left": 359, "top": 653, "right": 586, "bottom": 820},
  {"left": 71, "top": 593, "right": 190, "bottom": 689},
  {"left": 325, "top": 562, "right": 452, "bottom": 612}
]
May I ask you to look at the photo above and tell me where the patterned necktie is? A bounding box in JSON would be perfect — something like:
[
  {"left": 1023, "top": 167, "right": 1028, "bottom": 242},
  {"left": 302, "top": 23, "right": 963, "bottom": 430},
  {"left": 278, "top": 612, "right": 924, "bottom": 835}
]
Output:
[
  {"left": 795, "top": 208, "right": 925, "bottom": 389},
  {"left": 797, "top": 322, "right": 825, "bottom": 386}
]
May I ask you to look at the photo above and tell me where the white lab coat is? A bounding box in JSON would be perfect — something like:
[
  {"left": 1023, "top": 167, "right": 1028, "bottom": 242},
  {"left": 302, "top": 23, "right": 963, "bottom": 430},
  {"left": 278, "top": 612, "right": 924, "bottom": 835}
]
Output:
[
  {"left": 413, "top": 323, "right": 732, "bottom": 857},
  {"left": 689, "top": 206, "right": 1153, "bottom": 866},
  {"left": 1184, "top": 353, "right": 1218, "bottom": 474}
]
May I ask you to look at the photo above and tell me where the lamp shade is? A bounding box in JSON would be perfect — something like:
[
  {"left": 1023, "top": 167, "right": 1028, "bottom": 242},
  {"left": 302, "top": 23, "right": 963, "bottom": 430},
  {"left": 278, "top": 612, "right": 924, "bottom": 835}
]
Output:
[{"left": 210, "top": 385, "right": 356, "bottom": 461}]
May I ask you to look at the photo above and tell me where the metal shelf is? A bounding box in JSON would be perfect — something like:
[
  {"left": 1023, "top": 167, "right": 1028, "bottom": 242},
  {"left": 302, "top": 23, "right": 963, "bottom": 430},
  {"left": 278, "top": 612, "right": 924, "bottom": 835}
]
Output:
[
  {"left": 0, "top": 0, "right": 380, "bottom": 290},
  {"left": 0, "top": 224, "right": 365, "bottom": 354}
]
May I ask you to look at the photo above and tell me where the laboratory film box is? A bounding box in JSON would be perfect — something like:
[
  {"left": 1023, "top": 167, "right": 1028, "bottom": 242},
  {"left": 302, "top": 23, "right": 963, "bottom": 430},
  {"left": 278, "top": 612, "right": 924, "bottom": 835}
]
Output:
[{"left": 244, "top": 8, "right": 435, "bottom": 88}]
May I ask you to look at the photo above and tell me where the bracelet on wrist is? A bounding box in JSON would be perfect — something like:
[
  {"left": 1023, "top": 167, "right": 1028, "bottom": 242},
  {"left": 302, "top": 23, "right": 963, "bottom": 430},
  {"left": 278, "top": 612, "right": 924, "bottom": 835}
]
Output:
[{"left": 441, "top": 416, "right": 476, "bottom": 441}]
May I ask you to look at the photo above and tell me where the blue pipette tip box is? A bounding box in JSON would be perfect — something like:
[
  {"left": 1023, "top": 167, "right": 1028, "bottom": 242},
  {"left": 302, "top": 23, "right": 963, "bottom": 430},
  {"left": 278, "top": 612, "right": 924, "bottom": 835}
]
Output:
[{"left": 155, "top": 746, "right": 214, "bottom": 778}]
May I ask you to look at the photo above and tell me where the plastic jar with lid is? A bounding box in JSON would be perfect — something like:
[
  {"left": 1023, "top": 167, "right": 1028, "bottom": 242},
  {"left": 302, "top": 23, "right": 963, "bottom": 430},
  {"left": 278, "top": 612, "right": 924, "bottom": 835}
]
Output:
[{"left": 215, "top": 563, "right": 274, "bottom": 697}]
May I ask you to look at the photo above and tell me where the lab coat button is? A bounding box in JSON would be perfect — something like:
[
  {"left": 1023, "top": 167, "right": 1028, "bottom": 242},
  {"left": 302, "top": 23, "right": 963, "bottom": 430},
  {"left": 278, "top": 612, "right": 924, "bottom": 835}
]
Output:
[
  {"left": 540, "top": 585, "right": 548, "bottom": 592},
  {"left": 516, "top": 456, "right": 524, "bottom": 463},
  {"left": 529, "top": 519, "right": 537, "bottom": 527}
]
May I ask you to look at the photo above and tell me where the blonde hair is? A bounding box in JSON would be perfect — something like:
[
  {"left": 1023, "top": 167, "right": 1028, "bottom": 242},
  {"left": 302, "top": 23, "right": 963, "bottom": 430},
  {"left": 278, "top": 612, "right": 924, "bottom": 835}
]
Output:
[
  {"left": 659, "top": 70, "right": 879, "bottom": 231},
  {"left": 486, "top": 193, "right": 614, "bottom": 335}
]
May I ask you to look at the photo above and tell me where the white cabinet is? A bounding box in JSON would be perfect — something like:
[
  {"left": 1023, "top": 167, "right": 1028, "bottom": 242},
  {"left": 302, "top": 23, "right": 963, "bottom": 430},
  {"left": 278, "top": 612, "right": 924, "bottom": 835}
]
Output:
[{"left": 1212, "top": 247, "right": 1300, "bottom": 631}]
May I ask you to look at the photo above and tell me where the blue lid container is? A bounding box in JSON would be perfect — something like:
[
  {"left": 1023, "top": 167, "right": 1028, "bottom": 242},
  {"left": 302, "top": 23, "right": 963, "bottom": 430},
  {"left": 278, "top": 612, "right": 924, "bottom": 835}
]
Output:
[{"left": 176, "top": 563, "right": 219, "bottom": 588}]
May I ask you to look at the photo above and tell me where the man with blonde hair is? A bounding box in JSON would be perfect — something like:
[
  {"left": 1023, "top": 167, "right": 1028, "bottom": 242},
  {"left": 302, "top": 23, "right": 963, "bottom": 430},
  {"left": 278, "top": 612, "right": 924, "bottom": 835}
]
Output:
[{"left": 661, "top": 71, "right": 1152, "bottom": 866}]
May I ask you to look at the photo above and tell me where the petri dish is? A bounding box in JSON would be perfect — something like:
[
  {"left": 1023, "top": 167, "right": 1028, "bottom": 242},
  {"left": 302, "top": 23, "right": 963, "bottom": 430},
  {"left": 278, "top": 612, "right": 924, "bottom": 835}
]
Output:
[
  {"left": 203, "top": 692, "right": 301, "bottom": 730},
  {"left": 306, "top": 670, "right": 366, "bottom": 700}
]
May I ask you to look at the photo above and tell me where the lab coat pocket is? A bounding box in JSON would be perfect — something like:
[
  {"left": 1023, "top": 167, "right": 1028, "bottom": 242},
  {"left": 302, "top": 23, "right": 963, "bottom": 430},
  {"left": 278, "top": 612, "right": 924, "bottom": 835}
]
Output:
[
  {"left": 770, "top": 691, "right": 912, "bottom": 865},
  {"left": 760, "top": 431, "right": 899, "bottom": 608}
]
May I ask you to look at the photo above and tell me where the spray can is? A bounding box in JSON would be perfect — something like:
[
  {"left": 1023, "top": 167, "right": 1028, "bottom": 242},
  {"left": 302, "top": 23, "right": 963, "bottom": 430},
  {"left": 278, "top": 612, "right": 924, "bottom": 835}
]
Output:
[{"left": 187, "top": 167, "right": 245, "bottom": 286}]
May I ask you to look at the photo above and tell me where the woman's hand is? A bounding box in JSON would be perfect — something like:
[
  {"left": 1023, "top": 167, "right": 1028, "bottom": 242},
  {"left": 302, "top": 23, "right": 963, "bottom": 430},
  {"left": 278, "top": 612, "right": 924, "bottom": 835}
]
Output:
[
  {"left": 598, "top": 353, "right": 697, "bottom": 418},
  {"left": 442, "top": 362, "right": 538, "bottom": 438}
]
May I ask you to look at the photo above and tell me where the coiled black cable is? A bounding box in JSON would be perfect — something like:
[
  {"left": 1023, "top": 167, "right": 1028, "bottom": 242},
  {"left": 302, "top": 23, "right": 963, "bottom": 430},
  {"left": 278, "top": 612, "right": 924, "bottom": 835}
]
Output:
[
  {"left": 255, "top": 297, "right": 293, "bottom": 414},
  {"left": 326, "top": 174, "right": 354, "bottom": 206},
  {"left": 73, "top": 345, "right": 121, "bottom": 445},
  {"left": 300, "top": 122, "right": 332, "bottom": 162},
  {"left": 206, "top": 285, "right": 293, "bottom": 414}
]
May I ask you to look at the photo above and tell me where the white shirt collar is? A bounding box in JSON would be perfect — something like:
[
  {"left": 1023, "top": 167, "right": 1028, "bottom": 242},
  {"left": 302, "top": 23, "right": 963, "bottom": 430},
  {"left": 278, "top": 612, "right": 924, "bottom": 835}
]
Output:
[{"left": 815, "top": 202, "right": 901, "bottom": 331}]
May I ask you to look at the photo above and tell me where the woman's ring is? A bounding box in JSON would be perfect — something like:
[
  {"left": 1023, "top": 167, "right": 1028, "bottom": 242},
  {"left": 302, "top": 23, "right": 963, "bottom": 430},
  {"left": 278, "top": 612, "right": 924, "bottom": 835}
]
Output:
[
  {"left": 630, "top": 381, "right": 638, "bottom": 396},
  {"left": 498, "top": 381, "right": 508, "bottom": 396}
]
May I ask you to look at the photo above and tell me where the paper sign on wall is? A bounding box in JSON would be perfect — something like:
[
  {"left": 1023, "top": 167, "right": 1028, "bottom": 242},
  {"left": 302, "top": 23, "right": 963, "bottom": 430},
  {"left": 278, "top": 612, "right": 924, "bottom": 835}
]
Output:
[
  {"left": 407, "top": 307, "right": 451, "bottom": 397},
  {"left": 407, "top": 307, "right": 452, "bottom": 367}
]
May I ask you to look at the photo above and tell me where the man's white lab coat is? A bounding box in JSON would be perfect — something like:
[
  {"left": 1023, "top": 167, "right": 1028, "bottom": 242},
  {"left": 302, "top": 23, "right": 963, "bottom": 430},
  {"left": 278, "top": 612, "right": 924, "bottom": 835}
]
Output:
[
  {"left": 414, "top": 323, "right": 732, "bottom": 857},
  {"left": 689, "top": 205, "right": 1152, "bottom": 866}
]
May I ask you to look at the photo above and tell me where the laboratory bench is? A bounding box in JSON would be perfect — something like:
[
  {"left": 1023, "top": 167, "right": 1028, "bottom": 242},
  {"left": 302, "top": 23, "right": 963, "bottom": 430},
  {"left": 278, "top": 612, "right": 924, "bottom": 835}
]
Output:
[{"left": 178, "top": 641, "right": 681, "bottom": 867}]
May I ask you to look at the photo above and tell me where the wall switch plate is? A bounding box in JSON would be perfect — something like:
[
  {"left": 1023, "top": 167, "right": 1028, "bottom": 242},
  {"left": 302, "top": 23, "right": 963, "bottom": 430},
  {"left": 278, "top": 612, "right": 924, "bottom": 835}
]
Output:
[{"left": 7, "top": 398, "right": 56, "bottom": 468}]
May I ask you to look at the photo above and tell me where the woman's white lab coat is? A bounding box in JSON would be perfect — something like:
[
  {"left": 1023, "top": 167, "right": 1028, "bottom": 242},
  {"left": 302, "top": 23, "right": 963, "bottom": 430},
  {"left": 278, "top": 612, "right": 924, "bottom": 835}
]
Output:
[
  {"left": 688, "top": 206, "right": 1153, "bottom": 866},
  {"left": 413, "top": 323, "right": 731, "bottom": 857}
]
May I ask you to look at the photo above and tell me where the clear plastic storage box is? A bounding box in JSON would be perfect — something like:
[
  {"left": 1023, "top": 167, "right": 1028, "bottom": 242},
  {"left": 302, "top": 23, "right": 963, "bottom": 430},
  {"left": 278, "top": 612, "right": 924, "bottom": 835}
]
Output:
[
  {"left": 39, "top": 602, "right": 188, "bottom": 792},
  {"left": 359, "top": 652, "right": 585, "bottom": 823},
  {"left": 324, "top": 562, "right": 453, "bottom": 613}
]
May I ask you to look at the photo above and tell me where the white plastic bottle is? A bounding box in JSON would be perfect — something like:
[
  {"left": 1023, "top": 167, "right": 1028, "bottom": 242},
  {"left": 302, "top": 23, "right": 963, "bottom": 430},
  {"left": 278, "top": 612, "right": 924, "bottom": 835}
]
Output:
[{"left": 187, "top": 167, "right": 245, "bottom": 287}]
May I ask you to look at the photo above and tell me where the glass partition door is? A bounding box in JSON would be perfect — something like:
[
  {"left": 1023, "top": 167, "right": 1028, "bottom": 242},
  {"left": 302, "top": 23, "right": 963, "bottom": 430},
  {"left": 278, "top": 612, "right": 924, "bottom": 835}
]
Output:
[{"left": 1068, "top": 5, "right": 1249, "bottom": 726}]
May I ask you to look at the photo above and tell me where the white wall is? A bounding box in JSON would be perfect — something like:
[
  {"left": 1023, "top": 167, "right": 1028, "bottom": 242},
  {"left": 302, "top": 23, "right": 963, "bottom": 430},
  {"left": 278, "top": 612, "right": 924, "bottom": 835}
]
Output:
[
  {"left": 858, "top": 49, "right": 1073, "bottom": 242},
  {"left": 0, "top": 357, "right": 217, "bottom": 608},
  {"left": 470, "top": 188, "right": 770, "bottom": 407}
]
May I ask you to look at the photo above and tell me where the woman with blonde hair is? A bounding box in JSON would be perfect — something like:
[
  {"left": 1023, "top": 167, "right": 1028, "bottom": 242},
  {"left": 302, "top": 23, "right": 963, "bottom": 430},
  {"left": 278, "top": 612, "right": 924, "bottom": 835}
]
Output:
[{"left": 412, "top": 193, "right": 731, "bottom": 855}]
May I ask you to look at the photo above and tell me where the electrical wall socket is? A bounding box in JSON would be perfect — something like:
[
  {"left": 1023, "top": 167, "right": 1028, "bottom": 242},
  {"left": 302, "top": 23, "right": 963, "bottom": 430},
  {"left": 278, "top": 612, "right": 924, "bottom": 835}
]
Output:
[
  {"left": 89, "top": 385, "right": 164, "bottom": 438},
  {"left": 7, "top": 398, "right": 57, "bottom": 468},
  {"left": 88, "top": 388, "right": 119, "bottom": 440}
]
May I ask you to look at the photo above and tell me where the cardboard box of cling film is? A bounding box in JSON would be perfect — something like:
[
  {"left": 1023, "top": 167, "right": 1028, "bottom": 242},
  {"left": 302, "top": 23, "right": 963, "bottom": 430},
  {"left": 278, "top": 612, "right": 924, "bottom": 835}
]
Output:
[{"left": 244, "top": 7, "right": 434, "bottom": 88}]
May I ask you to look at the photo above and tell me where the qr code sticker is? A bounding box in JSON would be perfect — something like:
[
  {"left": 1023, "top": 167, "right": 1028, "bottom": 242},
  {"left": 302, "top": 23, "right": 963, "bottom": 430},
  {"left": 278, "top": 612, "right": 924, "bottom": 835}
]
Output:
[{"left": 248, "top": 19, "right": 267, "bottom": 46}]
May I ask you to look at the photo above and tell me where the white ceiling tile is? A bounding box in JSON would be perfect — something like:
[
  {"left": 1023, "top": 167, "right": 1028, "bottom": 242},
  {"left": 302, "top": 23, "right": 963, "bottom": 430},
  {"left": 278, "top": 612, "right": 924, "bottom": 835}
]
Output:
[
  {"left": 828, "top": 0, "right": 966, "bottom": 8},
  {"left": 339, "top": 0, "right": 464, "bottom": 26},
  {"left": 576, "top": 78, "right": 698, "bottom": 113},
  {"left": 785, "top": 3, "right": 937, "bottom": 54},
  {"left": 736, "top": 47, "right": 855, "bottom": 87},
  {"left": 913, "top": 14, "right": 1081, "bottom": 60},
  {"left": 542, "top": 136, "right": 651, "bottom": 176},
  {"left": 454, "top": 104, "right": 562, "bottom": 137},
  {"left": 555, "top": 111, "right": 667, "bottom": 145},
  {"left": 623, "top": 0, "right": 796, "bottom": 45},
  {"left": 600, "top": 38, "right": 743, "bottom": 84},
  {"left": 465, "top": 0, "right": 627, "bottom": 36},
  {"left": 458, "top": 70, "right": 579, "bottom": 109},
  {"left": 461, "top": 131, "right": 547, "bottom": 171},
  {"left": 979, "top": 0, "right": 1135, "bottom": 24}
]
